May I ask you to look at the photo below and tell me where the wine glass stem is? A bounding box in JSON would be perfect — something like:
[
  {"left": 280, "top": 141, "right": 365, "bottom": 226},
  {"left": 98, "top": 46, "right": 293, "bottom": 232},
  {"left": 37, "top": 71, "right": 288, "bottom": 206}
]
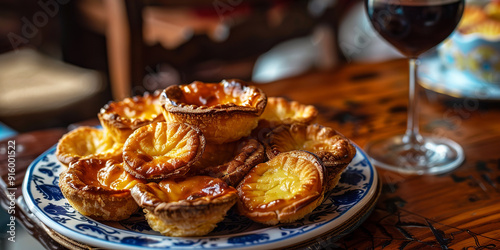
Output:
[{"left": 403, "top": 58, "right": 424, "bottom": 147}]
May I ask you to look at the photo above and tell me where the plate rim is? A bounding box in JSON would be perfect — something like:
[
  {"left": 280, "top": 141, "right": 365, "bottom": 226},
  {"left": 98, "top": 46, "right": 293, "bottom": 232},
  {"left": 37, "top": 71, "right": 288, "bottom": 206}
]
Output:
[{"left": 22, "top": 144, "right": 378, "bottom": 250}]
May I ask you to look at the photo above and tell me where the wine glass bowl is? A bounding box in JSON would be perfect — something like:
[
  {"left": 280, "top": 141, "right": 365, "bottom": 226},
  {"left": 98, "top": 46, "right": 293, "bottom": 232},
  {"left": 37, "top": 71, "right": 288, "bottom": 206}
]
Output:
[
  {"left": 366, "top": 0, "right": 465, "bottom": 58},
  {"left": 364, "top": 0, "right": 465, "bottom": 174}
]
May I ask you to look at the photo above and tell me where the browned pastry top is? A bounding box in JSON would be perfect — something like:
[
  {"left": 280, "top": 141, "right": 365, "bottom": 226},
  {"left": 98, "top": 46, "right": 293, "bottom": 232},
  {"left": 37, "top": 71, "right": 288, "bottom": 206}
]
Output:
[{"left": 161, "top": 79, "right": 267, "bottom": 115}]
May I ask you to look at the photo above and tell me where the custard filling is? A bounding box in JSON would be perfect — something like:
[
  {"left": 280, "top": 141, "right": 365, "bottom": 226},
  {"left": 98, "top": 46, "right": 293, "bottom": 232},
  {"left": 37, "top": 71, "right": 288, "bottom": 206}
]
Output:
[
  {"left": 123, "top": 122, "right": 202, "bottom": 178},
  {"left": 240, "top": 155, "right": 321, "bottom": 211},
  {"left": 180, "top": 81, "right": 255, "bottom": 107},
  {"left": 102, "top": 93, "right": 163, "bottom": 121},
  {"left": 98, "top": 163, "right": 145, "bottom": 190},
  {"left": 67, "top": 160, "right": 144, "bottom": 191},
  {"left": 146, "top": 176, "right": 235, "bottom": 202},
  {"left": 142, "top": 123, "right": 192, "bottom": 157},
  {"left": 120, "top": 102, "right": 161, "bottom": 120},
  {"left": 61, "top": 128, "right": 121, "bottom": 157},
  {"left": 260, "top": 97, "right": 317, "bottom": 123}
]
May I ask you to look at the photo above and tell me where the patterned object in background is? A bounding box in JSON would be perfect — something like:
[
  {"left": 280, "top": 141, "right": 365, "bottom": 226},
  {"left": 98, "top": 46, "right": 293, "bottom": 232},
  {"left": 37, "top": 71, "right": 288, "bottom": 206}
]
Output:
[{"left": 438, "top": 2, "right": 500, "bottom": 84}]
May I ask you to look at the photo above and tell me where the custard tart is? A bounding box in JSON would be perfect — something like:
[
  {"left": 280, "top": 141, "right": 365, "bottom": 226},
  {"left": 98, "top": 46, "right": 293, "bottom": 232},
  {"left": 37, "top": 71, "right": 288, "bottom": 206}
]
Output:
[
  {"left": 461, "top": 20, "right": 500, "bottom": 38},
  {"left": 458, "top": 5, "right": 488, "bottom": 31},
  {"left": 123, "top": 122, "right": 205, "bottom": 180},
  {"left": 59, "top": 159, "right": 145, "bottom": 221},
  {"left": 266, "top": 123, "right": 356, "bottom": 191},
  {"left": 192, "top": 138, "right": 265, "bottom": 186},
  {"left": 160, "top": 80, "right": 267, "bottom": 144},
  {"left": 259, "top": 97, "right": 318, "bottom": 126},
  {"left": 237, "top": 150, "right": 325, "bottom": 225},
  {"left": 98, "top": 91, "right": 164, "bottom": 143},
  {"left": 56, "top": 126, "right": 123, "bottom": 165},
  {"left": 131, "top": 176, "right": 238, "bottom": 236},
  {"left": 485, "top": 1, "right": 500, "bottom": 20}
]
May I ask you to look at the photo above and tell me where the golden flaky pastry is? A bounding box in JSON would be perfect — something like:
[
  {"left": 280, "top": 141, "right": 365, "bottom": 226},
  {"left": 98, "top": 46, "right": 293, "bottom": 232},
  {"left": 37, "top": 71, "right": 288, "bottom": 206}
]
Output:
[
  {"left": 485, "top": 1, "right": 500, "bottom": 20},
  {"left": 266, "top": 123, "right": 356, "bottom": 191},
  {"left": 191, "top": 138, "right": 265, "bottom": 186},
  {"left": 461, "top": 20, "right": 500, "bottom": 38},
  {"left": 259, "top": 97, "right": 318, "bottom": 126},
  {"left": 131, "top": 176, "right": 238, "bottom": 236},
  {"left": 122, "top": 122, "right": 205, "bottom": 180},
  {"left": 160, "top": 80, "right": 267, "bottom": 144},
  {"left": 98, "top": 91, "right": 164, "bottom": 143},
  {"left": 59, "top": 159, "right": 145, "bottom": 221},
  {"left": 56, "top": 126, "right": 123, "bottom": 165},
  {"left": 458, "top": 5, "right": 488, "bottom": 31},
  {"left": 237, "top": 150, "right": 325, "bottom": 225}
]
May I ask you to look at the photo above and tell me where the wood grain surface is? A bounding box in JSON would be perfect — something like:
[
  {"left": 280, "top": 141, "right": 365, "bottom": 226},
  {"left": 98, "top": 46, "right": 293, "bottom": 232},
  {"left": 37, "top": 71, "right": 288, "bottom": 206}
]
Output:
[
  {"left": 259, "top": 59, "right": 500, "bottom": 249},
  {"left": 1, "top": 58, "right": 500, "bottom": 249}
]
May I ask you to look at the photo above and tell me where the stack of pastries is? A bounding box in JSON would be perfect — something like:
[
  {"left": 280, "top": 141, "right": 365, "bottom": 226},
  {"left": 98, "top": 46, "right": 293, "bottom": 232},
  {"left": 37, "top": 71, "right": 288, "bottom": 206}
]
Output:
[
  {"left": 56, "top": 79, "right": 356, "bottom": 236},
  {"left": 458, "top": 1, "right": 500, "bottom": 38}
]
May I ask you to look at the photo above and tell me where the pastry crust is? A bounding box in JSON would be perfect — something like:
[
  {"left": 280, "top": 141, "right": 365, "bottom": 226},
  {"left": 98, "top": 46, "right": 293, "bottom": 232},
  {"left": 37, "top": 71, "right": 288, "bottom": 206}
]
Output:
[
  {"left": 461, "top": 19, "right": 500, "bottom": 37},
  {"left": 131, "top": 176, "right": 238, "bottom": 236},
  {"left": 122, "top": 122, "right": 205, "bottom": 180},
  {"left": 191, "top": 138, "right": 266, "bottom": 187},
  {"left": 259, "top": 97, "right": 318, "bottom": 126},
  {"left": 59, "top": 159, "right": 144, "bottom": 221},
  {"left": 458, "top": 5, "right": 488, "bottom": 31},
  {"left": 98, "top": 91, "right": 164, "bottom": 143},
  {"left": 237, "top": 150, "right": 325, "bottom": 225},
  {"left": 56, "top": 126, "right": 123, "bottom": 165},
  {"left": 266, "top": 123, "right": 356, "bottom": 191},
  {"left": 160, "top": 79, "right": 267, "bottom": 144}
]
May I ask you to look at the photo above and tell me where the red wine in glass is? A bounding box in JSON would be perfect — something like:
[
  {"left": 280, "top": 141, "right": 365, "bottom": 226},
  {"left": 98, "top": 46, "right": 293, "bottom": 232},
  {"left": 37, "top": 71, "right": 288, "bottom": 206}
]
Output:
[
  {"left": 364, "top": 0, "right": 465, "bottom": 175},
  {"left": 367, "top": 0, "right": 464, "bottom": 57}
]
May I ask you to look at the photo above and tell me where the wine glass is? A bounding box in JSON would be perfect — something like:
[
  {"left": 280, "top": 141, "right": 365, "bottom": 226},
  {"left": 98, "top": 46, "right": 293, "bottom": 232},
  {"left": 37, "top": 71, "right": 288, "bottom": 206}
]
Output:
[{"left": 364, "top": 0, "right": 465, "bottom": 174}]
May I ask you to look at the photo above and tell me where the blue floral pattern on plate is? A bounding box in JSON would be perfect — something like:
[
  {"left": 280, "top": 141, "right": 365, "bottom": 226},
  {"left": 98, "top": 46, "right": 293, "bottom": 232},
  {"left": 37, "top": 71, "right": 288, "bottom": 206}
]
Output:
[{"left": 22, "top": 145, "right": 378, "bottom": 249}]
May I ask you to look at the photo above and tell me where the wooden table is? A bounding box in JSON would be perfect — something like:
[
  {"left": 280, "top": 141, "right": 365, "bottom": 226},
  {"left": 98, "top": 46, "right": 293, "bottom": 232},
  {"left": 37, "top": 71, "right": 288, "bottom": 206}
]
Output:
[{"left": 2, "top": 59, "right": 500, "bottom": 249}]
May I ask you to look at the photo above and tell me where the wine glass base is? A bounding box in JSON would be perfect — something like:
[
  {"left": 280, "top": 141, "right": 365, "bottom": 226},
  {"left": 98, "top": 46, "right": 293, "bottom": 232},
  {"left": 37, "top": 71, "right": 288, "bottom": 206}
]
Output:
[{"left": 364, "top": 135, "right": 464, "bottom": 175}]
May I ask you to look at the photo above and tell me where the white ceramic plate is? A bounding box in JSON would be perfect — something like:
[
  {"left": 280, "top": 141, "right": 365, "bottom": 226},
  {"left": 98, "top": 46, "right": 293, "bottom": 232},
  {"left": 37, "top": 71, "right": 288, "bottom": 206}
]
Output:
[
  {"left": 23, "top": 145, "right": 378, "bottom": 249},
  {"left": 419, "top": 55, "right": 500, "bottom": 100}
]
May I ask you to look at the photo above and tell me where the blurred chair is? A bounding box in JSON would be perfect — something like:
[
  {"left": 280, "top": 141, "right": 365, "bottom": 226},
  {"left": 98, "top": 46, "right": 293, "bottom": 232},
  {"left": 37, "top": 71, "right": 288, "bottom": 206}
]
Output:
[
  {"left": 0, "top": 49, "right": 107, "bottom": 132},
  {"left": 0, "top": 1, "right": 109, "bottom": 132}
]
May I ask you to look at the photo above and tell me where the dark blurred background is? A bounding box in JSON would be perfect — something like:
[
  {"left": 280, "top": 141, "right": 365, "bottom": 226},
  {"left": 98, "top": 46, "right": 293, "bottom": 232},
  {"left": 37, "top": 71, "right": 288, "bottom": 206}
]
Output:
[
  {"left": 0, "top": 0, "right": 401, "bottom": 133},
  {"left": 0, "top": 0, "right": 352, "bottom": 133},
  {"left": 0, "top": 1, "right": 404, "bottom": 249}
]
